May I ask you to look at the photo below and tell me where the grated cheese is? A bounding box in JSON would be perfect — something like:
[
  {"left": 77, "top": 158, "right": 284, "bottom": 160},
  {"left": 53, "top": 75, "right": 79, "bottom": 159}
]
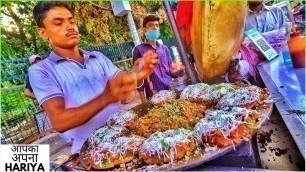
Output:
[{"left": 150, "top": 90, "right": 176, "bottom": 105}]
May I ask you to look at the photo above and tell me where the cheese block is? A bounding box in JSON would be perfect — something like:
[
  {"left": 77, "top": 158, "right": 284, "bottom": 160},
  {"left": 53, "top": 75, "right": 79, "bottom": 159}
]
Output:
[{"left": 190, "top": 1, "right": 247, "bottom": 83}]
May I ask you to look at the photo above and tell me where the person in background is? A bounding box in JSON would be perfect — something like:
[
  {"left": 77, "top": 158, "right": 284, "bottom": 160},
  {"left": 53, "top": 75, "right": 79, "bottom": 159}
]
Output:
[
  {"left": 293, "top": 1, "right": 305, "bottom": 22},
  {"left": 293, "top": 0, "right": 305, "bottom": 32},
  {"left": 30, "top": 2, "right": 159, "bottom": 153},
  {"left": 292, "top": 0, "right": 303, "bottom": 14},
  {"left": 296, "top": 2, "right": 305, "bottom": 21},
  {"left": 237, "top": 1, "right": 292, "bottom": 85},
  {"left": 244, "top": 0, "right": 291, "bottom": 56},
  {"left": 245, "top": 0, "right": 289, "bottom": 34},
  {"left": 132, "top": 14, "right": 185, "bottom": 103},
  {"left": 24, "top": 55, "right": 42, "bottom": 99}
]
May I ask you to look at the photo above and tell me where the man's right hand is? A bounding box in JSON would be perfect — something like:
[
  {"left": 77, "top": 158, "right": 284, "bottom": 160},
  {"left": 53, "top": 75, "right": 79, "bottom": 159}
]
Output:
[{"left": 104, "top": 72, "right": 137, "bottom": 103}]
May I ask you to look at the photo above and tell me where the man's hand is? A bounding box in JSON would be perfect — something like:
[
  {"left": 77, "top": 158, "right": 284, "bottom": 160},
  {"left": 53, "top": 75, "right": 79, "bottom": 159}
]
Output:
[
  {"left": 133, "top": 51, "right": 160, "bottom": 81},
  {"left": 170, "top": 61, "right": 185, "bottom": 77},
  {"left": 24, "top": 88, "right": 36, "bottom": 100},
  {"left": 104, "top": 72, "right": 137, "bottom": 103}
]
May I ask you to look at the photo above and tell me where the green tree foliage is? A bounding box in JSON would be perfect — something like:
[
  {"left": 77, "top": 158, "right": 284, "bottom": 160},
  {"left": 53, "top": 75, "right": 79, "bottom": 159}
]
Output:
[
  {"left": 1, "top": 1, "right": 173, "bottom": 58},
  {"left": 74, "top": 1, "right": 173, "bottom": 45},
  {"left": 1, "top": 87, "right": 39, "bottom": 127},
  {"left": 1, "top": 1, "right": 174, "bottom": 125},
  {"left": 1, "top": 1, "right": 51, "bottom": 58}
]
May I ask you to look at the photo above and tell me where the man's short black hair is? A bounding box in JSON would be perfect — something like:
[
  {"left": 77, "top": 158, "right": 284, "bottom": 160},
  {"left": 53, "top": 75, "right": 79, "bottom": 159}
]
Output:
[
  {"left": 33, "top": 1, "right": 72, "bottom": 28},
  {"left": 143, "top": 14, "right": 160, "bottom": 27}
]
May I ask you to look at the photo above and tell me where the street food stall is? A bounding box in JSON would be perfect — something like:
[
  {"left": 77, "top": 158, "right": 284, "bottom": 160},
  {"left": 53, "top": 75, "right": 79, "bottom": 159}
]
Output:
[{"left": 45, "top": 1, "right": 305, "bottom": 171}]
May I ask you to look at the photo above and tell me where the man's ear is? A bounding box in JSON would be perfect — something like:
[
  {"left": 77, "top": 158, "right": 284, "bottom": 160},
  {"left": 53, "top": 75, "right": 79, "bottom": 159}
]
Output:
[
  {"left": 142, "top": 27, "right": 147, "bottom": 34},
  {"left": 37, "top": 28, "right": 49, "bottom": 41}
]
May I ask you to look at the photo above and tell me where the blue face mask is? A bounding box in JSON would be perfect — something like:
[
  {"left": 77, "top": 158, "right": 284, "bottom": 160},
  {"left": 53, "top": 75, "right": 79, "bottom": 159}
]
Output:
[{"left": 145, "top": 29, "right": 160, "bottom": 41}]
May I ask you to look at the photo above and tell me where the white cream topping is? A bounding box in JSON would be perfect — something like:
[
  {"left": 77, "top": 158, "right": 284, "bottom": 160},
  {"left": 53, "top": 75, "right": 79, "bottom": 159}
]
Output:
[
  {"left": 208, "top": 83, "right": 235, "bottom": 100},
  {"left": 90, "top": 135, "right": 145, "bottom": 166},
  {"left": 139, "top": 128, "right": 195, "bottom": 163},
  {"left": 194, "top": 107, "right": 250, "bottom": 141},
  {"left": 107, "top": 110, "right": 136, "bottom": 126},
  {"left": 217, "top": 86, "right": 261, "bottom": 108},
  {"left": 151, "top": 90, "right": 176, "bottom": 105},
  {"left": 180, "top": 83, "right": 210, "bottom": 100},
  {"left": 88, "top": 125, "right": 126, "bottom": 148}
]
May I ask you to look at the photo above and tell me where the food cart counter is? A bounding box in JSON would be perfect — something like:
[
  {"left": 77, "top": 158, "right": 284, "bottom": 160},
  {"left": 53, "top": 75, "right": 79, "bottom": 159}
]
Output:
[{"left": 257, "top": 54, "right": 305, "bottom": 158}]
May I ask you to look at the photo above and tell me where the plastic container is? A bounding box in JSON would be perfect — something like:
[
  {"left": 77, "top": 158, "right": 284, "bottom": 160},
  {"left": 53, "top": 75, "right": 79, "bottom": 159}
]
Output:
[
  {"left": 281, "top": 41, "right": 292, "bottom": 64},
  {"left": 170, "top": 46, "right": 182, "bottom": 62},
  {"left": 287, "top": 31, "right": 306, "bottom": 68}
]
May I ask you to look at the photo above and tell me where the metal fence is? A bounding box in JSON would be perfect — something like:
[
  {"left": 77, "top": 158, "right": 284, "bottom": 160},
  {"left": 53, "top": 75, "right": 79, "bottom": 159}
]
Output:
[
  {"left": 1, "top": 38, "right": 177, "bottom": 144},
  {"left": 1, "top": 85, "right": 42, "bottom": 144}
]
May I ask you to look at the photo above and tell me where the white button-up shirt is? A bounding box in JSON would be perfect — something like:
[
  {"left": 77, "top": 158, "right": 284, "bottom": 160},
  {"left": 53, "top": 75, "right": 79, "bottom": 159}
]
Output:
[{"left": 245, "top": 4, "right": 288, "bottom": 33}]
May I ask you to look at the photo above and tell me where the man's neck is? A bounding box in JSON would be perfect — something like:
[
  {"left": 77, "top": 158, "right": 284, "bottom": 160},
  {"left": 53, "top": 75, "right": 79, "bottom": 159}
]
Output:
[
  {"left": 54, "top": 46, "right": 84, "bottom": 63},
  {"left": 146, "top": 39, "right": 157, "bottom": 49},
  {"left": 249, "top": 3, "right": 263, "bottom": 13}
]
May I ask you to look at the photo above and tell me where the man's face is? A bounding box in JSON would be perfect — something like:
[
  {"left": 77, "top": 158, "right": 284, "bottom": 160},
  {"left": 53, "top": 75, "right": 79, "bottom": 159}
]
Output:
[
  {"left": 38, "top": 7, "right": 79, "bottom": 49},
  {"left": 248, "top": 1, "right": 263, "bottom": 6},
  {"left": 144, "top": 20, "right": 159, "bottom": 34}
]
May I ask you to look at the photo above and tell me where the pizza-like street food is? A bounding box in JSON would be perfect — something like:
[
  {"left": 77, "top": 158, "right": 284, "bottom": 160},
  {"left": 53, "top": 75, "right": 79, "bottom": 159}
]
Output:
[
  {"left": 217, "top": 85, "right": 270, "bottom": 109},
  {"left": 180, "top": 83, "right": 237, "bottom": 107},
  {"left": 194, "top": 107, "right": 261, "bottom": 147},
  {"left": 126, "top": 99, "right": 206, "bottom": 138},
  {"left": 209, "top": 83, "right": 236, "bottom": 100},
  {"left": 180, "top": 83, "right": 211, "bottom": 103},
  {"left": 107, "top": 110, "right": 137, "bottom": 127},
  {"left": 138, "top": 129, "right": 197, "bottom": 165},
  {"left": 89, "top": 135, "right": 145, "bottom": 169},
  {"left": 150, "top": 90, "right": 176, "bottom": 106}
]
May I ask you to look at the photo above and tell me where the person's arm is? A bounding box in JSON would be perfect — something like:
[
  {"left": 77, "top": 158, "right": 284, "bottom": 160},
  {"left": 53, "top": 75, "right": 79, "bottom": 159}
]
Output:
[
  {"left": 24, "top": 77, "right": 36, "bottom": 99},
  {"left": 42, "top": 65, "right": 158, "bottom": 132},
  {"left": 29, "top": 53, "right": 158, "bottom": 132},
  {"left": 132, "top": 48, "right": 159, "bottom": 103},
  {"left": 167, "top": 47, "right": 185, "bottom": 78},
  {"left": 132, "top": 47, "right": 147, "bottom": 98},
  {"left": 24, "top": 88, "right": 36, "bottom": 99},
  {"left": 42, "top": 72, "right": 137, "bottom": 132},
  {"left": 138, "top": 91, "right": 146, "bottom": 103}
]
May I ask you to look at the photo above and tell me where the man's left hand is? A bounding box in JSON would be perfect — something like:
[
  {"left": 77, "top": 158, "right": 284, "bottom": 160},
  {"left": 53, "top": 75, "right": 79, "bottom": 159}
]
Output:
[{"left": 170, "top": 61, "right": 185, "bottom": 77}]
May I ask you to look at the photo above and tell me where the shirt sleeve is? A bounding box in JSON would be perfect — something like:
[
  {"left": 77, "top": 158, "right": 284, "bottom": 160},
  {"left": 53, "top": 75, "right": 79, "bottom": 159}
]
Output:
[
  {"left": 166, "top": 47, "right": 173, "bottom": 67},
  {"left": 28, "top": 66, "right": 63, "bottom": 107},
  {"left": 132, "top": 46, "right": 142, "bottom": 63},
  {"left": 277, "top": 7, "right": 289, "bottom": 27},
  {"left": 132, "top": 47, "right": 145, "bottom": 91}
]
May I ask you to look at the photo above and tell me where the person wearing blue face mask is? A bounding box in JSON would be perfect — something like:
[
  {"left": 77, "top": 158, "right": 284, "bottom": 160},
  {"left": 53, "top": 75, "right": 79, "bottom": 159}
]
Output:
[{"left": 132, "top": 14, "right": 185, "bottom": 103}]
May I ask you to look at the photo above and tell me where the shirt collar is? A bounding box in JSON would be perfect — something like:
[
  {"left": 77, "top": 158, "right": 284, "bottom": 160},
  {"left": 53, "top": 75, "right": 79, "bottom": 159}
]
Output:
[
  {"left": 143, "top": 40, "right": 160, "bottom": 47},
  {"left": 248, "top": 4, "right": 270, "bottom": 14},
  {"left": 47, "top": 49, "right": 96, "bottom": 63}
]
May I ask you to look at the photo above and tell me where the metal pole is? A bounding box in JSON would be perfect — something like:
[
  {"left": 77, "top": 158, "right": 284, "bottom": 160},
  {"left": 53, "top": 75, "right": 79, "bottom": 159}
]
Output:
[
  {"left": 127, "top": 11, "right": 141, "bottom": 46},
  {"left": 163, "top": 1, "right": 198, "bottom": 84}
]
